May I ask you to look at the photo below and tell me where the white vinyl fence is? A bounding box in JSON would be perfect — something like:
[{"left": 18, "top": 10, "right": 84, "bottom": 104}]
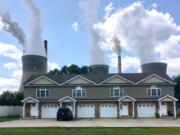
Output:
[{"left": 0, "top": 106, "right": 23, "bottom": 117}]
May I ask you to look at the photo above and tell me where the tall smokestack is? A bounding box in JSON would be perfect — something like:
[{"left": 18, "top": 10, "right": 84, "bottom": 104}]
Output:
[
  {"left": 44, "top": 40, "right": 48, "bottom": 57},
  {"left": 118, "top": 55, "right": 121, "bottom": 73}
]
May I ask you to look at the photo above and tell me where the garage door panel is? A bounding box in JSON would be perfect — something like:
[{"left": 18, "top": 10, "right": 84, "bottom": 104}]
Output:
[
  {"left": 137, "top": 104, "right": 155, "bottom": 118},
  {"left": 77, "top": 104, "right": 95, "bottom": 118},
  {"left": 41, "top": 104, "right": 59, "bottom": 118},
  {"left": 100, "top": 104, "right": 117, "bottom": 118}
]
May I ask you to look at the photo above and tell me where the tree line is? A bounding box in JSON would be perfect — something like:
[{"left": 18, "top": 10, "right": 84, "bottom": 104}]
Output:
[
  {"left": 0, "top": 91, "right": 23, "bottom": 106},
  {"left": 48, "top": 64, "right": 90, "bottom": 75}
]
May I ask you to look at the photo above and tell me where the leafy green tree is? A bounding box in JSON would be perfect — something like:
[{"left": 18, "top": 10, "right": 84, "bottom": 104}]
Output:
[
  {"left": 48, "top": 64, "right": 90, "bottom": 75},
  {"left": 172, "top": 75, "right": 180, "bottom": 107},
  {"left": 14, "top": 91, "right": 24, "bottom": 106},
  {"left": 0, "top": 91, "right": 23, "bottom": 106},
  {"left": 48, "top": 68, "right": 61, "bottom": 75},
  {"left": 67, "top": 64, "right": 81, "bottom": 74},
  {"left": 80, "top": 66, "right": 89, "bottom": 74}
]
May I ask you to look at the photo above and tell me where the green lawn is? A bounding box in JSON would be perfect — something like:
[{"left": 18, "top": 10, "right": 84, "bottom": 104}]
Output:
[
  {"left": 0, "top": 115, "right": 20, "bottom": 122},
  {"left": 0, "top": 128, "right": 179, "bottom": 135}
]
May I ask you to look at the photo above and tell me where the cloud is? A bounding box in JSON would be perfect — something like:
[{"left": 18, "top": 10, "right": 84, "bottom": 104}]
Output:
[
  {"left": 3, "top": 62, "right": 18, "bottom": 70},
  {"left": 0, "top": 78, "right": 20, "bottom": 94},
  {"left": 0, "top": 17, "right": 3, "bottom": 31},
  {"left": 156, "top": 35, "right": 180, "bottom": 59},
  {"left": 108, "top": 53, "right": 140, "bottom": 72},
  {"left": 151, "top": 3, "right": 157, "bottom": 9},
  {"left": 48, "top": 61, "right": 60, "bottom": 71},
  {"left": 104, "top": 2, "right": 114, "bottom": 20},
  {"left": 94, "top": 1, "right": 180, "bottom": 64},
  {"left": 0, "top": 42, "right": 22, "bottom": 60},
  {"left": 94, "top": 1, "right": 180, "bottom": 75},
  {"left": 72, "top": 22, "right": 79, "bottom": 32}
]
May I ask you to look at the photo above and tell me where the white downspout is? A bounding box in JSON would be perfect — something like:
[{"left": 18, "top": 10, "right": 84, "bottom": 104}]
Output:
[
  {"left": 159, "top": 101, "right": 161, "bottom": 117},
  {"left": 132, "top": 102, "right": 135, "bottom": 118},
  {"left": 23, "top": 102, "right": 25, "bottom": 118},
  {"left": 174, "top": 101, "right": 176, "bottom": 118}
]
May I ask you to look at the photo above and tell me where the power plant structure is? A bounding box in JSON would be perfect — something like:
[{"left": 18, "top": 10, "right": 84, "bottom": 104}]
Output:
[
  {"left": 141, "top": 62, "right": 167, "bottom": 74},
  {"left": 20, "top": 40, "right": 48, "bottom": 88},
  {"left": 89, "top": 64, "right": 109, "bottom": 74},
  {"left": 20, "top": 39, "right": 168, "bottom": 91}
]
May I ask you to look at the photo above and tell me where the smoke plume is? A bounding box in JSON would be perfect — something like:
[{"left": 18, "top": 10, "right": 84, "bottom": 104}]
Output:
[
  {"left": 23, "top": 0, "right": 45, "bottom": 56},
  {"left": 0, "top": 12, "right": 26, "bottom": 46},
  {"left": 95, "top": 2, "right": 179, "bottom": 64},
  {"left": 79, "top": 0, "right": 105, "bottom": 65},
  {"left": 111, "top": 36, "right": 121, "bottom": 55}
]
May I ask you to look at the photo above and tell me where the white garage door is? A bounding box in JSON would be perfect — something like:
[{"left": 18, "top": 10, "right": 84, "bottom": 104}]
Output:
[
  {"left": 100, "top": 104, "right": 117, "bottom": 118},
  {"left": 41, "top": 104, "right": 59, "bottom": 118},
  {"left": 77, "top": 104, "right": 95, "bottom": 118},
  {"left": 137, "top": 104, "right": 156, "bottom": 118}
]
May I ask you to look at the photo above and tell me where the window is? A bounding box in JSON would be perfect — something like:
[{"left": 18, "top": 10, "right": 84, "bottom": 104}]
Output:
[
  {"left": 72, "top": 87, "right": 86, "bottom": 98},
  {"left": 110, "top": 87, "right": 124, "bottom": 97},
  {"left": 147, "top": 86, "right": 161, "bottom": 96},
  {"left": 36, "top": 88, "right": 49, "bottom": 98}
]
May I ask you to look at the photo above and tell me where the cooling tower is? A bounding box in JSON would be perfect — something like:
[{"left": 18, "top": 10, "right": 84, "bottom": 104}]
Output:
[
  {"left": 141, "top": 62, "right": 167, "bottom": 74},
  {"left": 90, "top": 65, "right": 109, "bottom": 74},
  {"left": 20, "top": 40, "right": 48, "bottom": 90},
  {"left": 21, "top": 55, "right": 47, "bottom": 84}
]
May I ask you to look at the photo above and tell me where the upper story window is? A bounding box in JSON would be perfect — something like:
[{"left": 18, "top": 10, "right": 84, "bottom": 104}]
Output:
[
  {"left": 36, "top": 88, "right": 49, "bottom": 98},
  {"left": 147, "top": 86, "right": 161, "bottom": 96},
  {"left": 72, "top": 86, "right": 86, "bottom": 98},
  {"left": 110, "top": 87, "right": 124, "bottom": 97}
]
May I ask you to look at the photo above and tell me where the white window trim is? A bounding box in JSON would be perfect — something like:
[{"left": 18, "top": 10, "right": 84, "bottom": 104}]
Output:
[
  {"left": 110, "top": 87, "right": 124, "bottom": 97},
  {"left": 147, "top": 86, "right": 161, "bottom": 97},
  {"left": 72, "top": 87, "right": 86, "bottom": 98},
  {"left": 36, "top": 88, "right": 49, "bottom": 98}
]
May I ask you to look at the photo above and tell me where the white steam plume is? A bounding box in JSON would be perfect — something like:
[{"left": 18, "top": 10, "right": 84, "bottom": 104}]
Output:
[
  {"left": 23, "top": 0, "right": 45, "bottom": 56},
  {"left": 95, "top": 2, "right": 179, "bottom": 64},
  {"left": 111, "top": 35, "right": 121, "bottom": 55},
  {"left": 0, "top": 12, "right": 26, "bottom": 46},
  {"left": 79, "top": 0, "right": 105, "bottom": 65}
]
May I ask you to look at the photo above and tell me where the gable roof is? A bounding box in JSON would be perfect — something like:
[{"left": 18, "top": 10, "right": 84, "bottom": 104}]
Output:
[
  {"left": 61, "top": 75, "right": 97, "bottom": 85},
  {"left": 22, "top": 97, "right": 39, "bottom": 103},
  {"left": 136, "top": 74, "right": 174, "bottom": 84},
  {"left": 117, "top": 95, "right": 136, "bottom": 101},
  {"left": 58, "top": 96, "right": 77, "bottom": 102},
  {"left": 100, "top": 75, "right": 135, "bottom": 84},
  {"left": 158, "top": 95, "right": 178, "bottom": 101},
  {"left": 25, "top": 75, "right": 61, "bottom": 85},
  {"left": 23, "top": 73, "right": 173, "bottom": 86}
]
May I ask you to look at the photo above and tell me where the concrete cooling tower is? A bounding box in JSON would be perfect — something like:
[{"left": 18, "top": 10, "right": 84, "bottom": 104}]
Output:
[
  {"left": 20, "top": 40, "right": 48, "bottom": 88},
  {"left": 141, "top": 62, "right": 167, "bottom": 74}
]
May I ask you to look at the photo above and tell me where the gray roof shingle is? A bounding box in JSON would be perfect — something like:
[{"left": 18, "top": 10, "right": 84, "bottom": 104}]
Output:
[{"left": 23, "top": 73, "right": 173, "bottom": 85}]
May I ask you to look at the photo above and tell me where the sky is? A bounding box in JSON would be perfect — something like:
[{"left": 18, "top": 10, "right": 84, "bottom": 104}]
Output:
[{"left": 0, "top": 0, "right": 180, "bottom": 93}]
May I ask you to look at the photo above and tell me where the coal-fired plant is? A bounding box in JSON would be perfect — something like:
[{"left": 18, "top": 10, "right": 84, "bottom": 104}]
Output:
[
  {"left": 118, "top": 55, "right": 121, "bottom": 73},
  {"left": 141, "top": 62, "right": 167, "bottom": 74},
  {"left": 21, "top": 40, "right": 48, "bottom": 86},
  {"left": 90, "top": 65, "right": 109, "bottom": 74}
]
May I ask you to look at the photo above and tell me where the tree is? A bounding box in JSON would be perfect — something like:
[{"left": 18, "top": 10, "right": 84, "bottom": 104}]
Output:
[
  {"left": 80, "top": 66, "right": 89, "bottom": 74},
  {"left": 0, "top": 91, "right": 23, "bottom": 106},
  {"left": 172, "top": 75, "right": 180, "bottom": 107},
  {"left": 48, "top": 68, "right": 61, "bottom": 75},
  {"left": 48, "top": 64, "right": 90, "bottom": 75}
]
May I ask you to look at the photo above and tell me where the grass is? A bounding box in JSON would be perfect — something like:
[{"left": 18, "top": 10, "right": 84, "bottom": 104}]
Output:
[
  {"left": 0, "top": 115, "right": 20, "bottom": 122},
  {"left": 0, "top": 128, "right": 179, "bottom": 135}
]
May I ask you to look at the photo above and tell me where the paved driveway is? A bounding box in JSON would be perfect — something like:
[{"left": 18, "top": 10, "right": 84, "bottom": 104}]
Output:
[{"left": 0, "top": 119, "right": 180, "bottom": 128}]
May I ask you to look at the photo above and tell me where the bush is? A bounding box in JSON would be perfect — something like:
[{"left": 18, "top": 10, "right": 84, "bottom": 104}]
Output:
[
  {"left": 155, "top": 112, "right": 160, "bottom": 118},
  {"left": 0, "top": 91, "right": 23, "bottom": 106}
]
